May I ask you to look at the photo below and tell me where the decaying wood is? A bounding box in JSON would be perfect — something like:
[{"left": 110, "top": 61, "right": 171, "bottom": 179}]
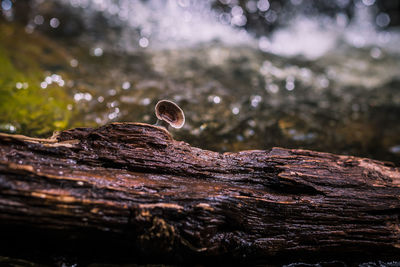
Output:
[{"left": 0, "top": 122, "right": 399, "bottom": 264}]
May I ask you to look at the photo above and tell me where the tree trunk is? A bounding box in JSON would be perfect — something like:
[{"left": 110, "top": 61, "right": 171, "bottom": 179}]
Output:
[{"left": 0, "top": 123, "right": 399, "bottom": 265}]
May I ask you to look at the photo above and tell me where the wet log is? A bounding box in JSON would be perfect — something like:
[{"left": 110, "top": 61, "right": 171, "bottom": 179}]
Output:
[{"left": 0, "top": 123, "right": 399, "bottom": 265}]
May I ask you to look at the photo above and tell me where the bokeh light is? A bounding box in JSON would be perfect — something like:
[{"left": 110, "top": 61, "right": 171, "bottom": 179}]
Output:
[{"left": 0, "top": 0, "right": 399, "bottom": 165}]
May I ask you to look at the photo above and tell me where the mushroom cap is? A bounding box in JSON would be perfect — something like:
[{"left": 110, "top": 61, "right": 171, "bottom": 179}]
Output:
[{"left": 155, "top": 100, "right": 185, "bottom": 129}]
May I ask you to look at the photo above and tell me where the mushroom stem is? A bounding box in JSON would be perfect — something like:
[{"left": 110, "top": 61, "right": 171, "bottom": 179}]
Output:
[{"left": 154, "top": 119, "right": 170, "bottom": 131}]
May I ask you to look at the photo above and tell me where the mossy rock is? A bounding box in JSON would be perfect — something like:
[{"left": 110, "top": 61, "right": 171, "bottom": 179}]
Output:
[{"left": 0, "top": 22, "right": 73, "bottom": 137}]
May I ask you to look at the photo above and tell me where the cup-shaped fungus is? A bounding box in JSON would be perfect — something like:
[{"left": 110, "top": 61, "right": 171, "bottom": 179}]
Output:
[{"left": 155, "top": 100, "right": 185, "bottom": 130}]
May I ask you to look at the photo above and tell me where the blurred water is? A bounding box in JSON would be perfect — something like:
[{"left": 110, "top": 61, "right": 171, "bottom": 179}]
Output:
[
  {"left": 1, "top": 0, "right": 400, "bottom": 166},
  {"left": 1, "top": 1, "right": 400, "bottom": 265}
]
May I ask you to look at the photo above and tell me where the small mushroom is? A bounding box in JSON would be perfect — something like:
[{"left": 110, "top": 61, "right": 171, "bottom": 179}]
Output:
[{"left": 154, "top": 100, "right": 185, "bottom": 130}]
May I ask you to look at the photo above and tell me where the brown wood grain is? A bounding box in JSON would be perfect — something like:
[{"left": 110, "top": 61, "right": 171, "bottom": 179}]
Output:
[{"left": 0, "top": 122, "right": 399, "bottom": 264}]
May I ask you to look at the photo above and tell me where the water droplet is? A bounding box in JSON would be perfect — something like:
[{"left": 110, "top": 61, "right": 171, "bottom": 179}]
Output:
[
  {"left": 1, "top": 0, "right": 12, "bottom": 11},
  {"left": 74, "top": 93, "right": 92, "bottom": 102},
  {"left": 139, "top": 37, "right": 149, "bottom": 48},
  {"left": 93, "top": 47, "right": 103, "bottom": 57},
  {"left": 251, "top": 95, "right": 262, "bottom": 107},
  {"left": 244, "top": 129, "right": 255, "bottom": 137},
  {"left": 231, "top": 14, "right": 247, "bottom": 26},
  {"left": 231, "top": 6, "right": 243, "bottom": 17},
  {"left": 232, "top": 107, "right": 240, "bottom": 115},
  {"left": 257, "top": 0, "right": 270, "bottom": 12},
  {"left": 70, "top": 59, "right": 79, "bottom": 67},
  {"left": 109, "top": 101, "right": 118, "bottom": 108},
  {"left": 246, "top": 1, "right": 258, "bottom": 13},
  {"left": 286, "top": 82, "right": 295, "bottom": 91},
  {"left": 108, "top": 112, "right": 118, "bottom": 120},
  {"left": 219, "top": 13, "right": 231, "bottom": 25},
  {"left": 389, "top": 145, "right": 400, "bottom": 154},
  {"left": 265, "top": 10, "right": 278, "bottom": 23},
  {"left": 50, "top": 17, "right": 60, "bottom": 28},
  {"left": 362, "top": 0, "right": 375, "bottom": 6},
  {"left": 258, "top": 36, "right": 270, "bottom": 52},
  {"left": 108, "top": 89, "right": 117, "bottom": 96},
  {"left": 122, "top": 81, "right": 131, "bottom": 90},
  {"left": 141, "top": 98, "right": 151, "bottom": 105},
  {"left": 213, "top": 96, "right": 221, "bottom": 104},
  {"left": 376, "top": 13, "right": 390, "bottom": 28},
  {"left": 266, "top": 84, "right": 279, "bottom": 93},
  {"left": 248, "top": 120, "right": 256, "bottom": 127},
  {"left": 318, "top": 76, "right": 330, "bottom": 88},
  {"left": 370, "top": 47, "right": 382, "bottom": 59},
  {"left": 85, "top": 93, "right": 93, "bottom": 101},
  {"left": 25, "top": 24, "right": 34, "bottom": 34},
  {"left": 34, "top": 15, "right": 44, "bottom": 25}
]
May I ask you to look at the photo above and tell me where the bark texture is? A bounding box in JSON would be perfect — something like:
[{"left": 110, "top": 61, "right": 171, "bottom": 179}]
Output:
[{"left": 0, "top": 123, "right": 399, "bottom": 264}]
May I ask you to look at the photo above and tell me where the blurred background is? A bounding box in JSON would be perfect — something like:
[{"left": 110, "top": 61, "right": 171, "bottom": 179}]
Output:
[{"left": 0, "top": 0, "right": 400, "bottom": 164}]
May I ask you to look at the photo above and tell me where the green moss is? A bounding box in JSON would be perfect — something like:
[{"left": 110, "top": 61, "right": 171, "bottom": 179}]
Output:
[{"left": 0, "top": 23, "right": 72, "bottom": 137}]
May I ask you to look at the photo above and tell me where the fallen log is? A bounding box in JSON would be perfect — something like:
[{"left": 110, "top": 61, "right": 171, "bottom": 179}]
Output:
[{"left": 0, "top": 122, "right": 399, "bottom": 265}]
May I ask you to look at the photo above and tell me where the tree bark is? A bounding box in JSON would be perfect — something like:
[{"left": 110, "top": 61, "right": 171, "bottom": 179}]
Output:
[{"left": 0, "top": 123, "right": 399, "bottom": 265}]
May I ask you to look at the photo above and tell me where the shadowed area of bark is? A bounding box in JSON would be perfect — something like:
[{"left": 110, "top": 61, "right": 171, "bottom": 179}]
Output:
[{"left": 0, "top": 122, "right": 399, "bottom": 265}]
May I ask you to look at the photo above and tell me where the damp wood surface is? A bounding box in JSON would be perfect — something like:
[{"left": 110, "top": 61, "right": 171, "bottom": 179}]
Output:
[{"left": 0, "top": 122, "right": 399, "bottom": 265}]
